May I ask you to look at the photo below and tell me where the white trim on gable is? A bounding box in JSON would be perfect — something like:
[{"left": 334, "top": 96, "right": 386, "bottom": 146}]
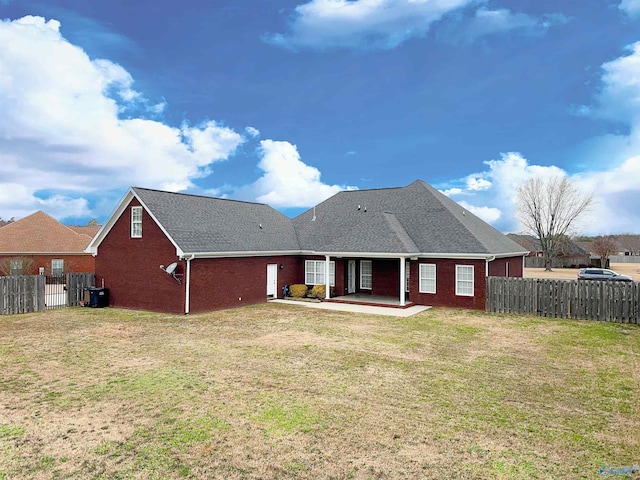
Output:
[{"left": 85, "top": 188, "right": 184, "bottom": 257}]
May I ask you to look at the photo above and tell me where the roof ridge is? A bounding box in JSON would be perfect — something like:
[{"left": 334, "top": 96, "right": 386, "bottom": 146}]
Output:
[
  {"left": 131, "top": 187, "right": 270, "bottom": 207},
  {"left": 383, "top": 212, "right": 419, "bottom": 253}
]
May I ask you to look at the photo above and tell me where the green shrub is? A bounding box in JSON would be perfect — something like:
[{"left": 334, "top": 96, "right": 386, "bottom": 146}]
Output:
[{"left": 288, "top": 284, "right": 308, "bottom": 298}]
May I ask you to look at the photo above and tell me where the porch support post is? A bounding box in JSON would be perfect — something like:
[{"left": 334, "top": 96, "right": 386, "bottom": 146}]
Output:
[
  {"left": 399, "top": 257, "right": 406, "bottom": 307},
  {"left": 325, "top": 255, "right": 331, "bottom": 299}
]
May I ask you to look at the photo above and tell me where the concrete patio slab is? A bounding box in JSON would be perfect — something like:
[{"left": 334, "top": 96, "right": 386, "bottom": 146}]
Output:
[{"left": 270, "top": 299, "right": 431, "bottom": 317}]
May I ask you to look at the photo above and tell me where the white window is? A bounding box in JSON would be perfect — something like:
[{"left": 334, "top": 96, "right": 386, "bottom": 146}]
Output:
[
  {"left": 131, "top": 206, "right": 142, "bottom": 238},
  {"left": 360, "top": 260, "right": 372, "bottom": 290},
  {"left": 305, "top": 260, "right": 335, "bottom": 286},
  {"left": 456, "top": 265, "right": 474, "bottom": 296},
  {"left": 419, "top": 264, "right": 436, "bottom": 294},
  {"left": 51, "top": 259, "right": 64, "bottom": 277}
]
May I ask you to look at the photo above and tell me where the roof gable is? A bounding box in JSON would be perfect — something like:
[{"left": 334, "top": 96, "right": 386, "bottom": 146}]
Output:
[
  {"left": 0, "top": 211, "right": 94, "bottom": 253},
  {"left": 294, "top": 180, "right": 526, "bottom": 256},
  {"left": 89, "top": 188, "right": 300, "bottom": 256},
  {"left": 133, "top": 188, "right": 300, "bottom": 254}
]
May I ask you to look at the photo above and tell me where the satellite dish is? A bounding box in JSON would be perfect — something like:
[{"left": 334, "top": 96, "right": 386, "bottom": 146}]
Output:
[
  {"left": 165, "top": 262, "right": 178, "bottom": 275},
  {"left": 159, "top": 262, "right": 182, "bottom": 284}
]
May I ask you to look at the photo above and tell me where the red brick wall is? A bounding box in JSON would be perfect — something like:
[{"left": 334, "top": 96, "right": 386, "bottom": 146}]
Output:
[
  {"left": 95, "top": 199, "right": 187, "bottom": 314},
  {"left": 488, "top": 256, "right": 523, "bottom": 277},
  {"left": 189, "top": 255, "right": 299, "bottom": 313},
  {"left": 94, "top": 199, "right": 524, "bottom": 313},
  {"left": 95, "top": 199, "right": 304, "bottom": 314},
  {"left": 0, "top": 254, "right": 95, "bottom": 275},
  {"left": 410, "top": 259, "right": 487, "bottom": 310}
]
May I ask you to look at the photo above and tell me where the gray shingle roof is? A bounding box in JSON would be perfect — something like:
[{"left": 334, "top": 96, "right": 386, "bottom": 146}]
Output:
[
  {"left": 129, "top": 180, "right": 526, "bottom": 257},
  {"left": 133, "top": 187, "right": 299, "bottom": 254},
  {"left": 293, "top": 180, "right": 526, "bottom": 255}
]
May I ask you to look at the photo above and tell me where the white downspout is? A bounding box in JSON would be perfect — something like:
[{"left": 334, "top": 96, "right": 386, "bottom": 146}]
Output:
[
  {"left": 485, "top": 255, "right": 495, "bottom": 277},
  {"left": 325, "top": 255, "right": 331, "bottom": 299},
  {"left": 399, "top": 257, "right": 406, "bottom": 307},
  {"left": 185, "top": 255, "right": 194, "bottom": 315}
]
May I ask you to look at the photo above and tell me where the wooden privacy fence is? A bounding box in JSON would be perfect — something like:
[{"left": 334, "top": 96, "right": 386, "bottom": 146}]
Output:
[
  {"left": 0, "top": 273, "right": 95, "bottom": 315},
  {"left": 0, "top": 275, "right": 45, "bottom": 315},
  {"left": 486, "top": 277, "right": 639, "bottom": 323}
]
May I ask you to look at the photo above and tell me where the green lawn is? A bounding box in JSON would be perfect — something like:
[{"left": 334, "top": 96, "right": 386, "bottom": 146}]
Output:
[{"left": 0, "top": 305, "right": 638, "bottom": 479}]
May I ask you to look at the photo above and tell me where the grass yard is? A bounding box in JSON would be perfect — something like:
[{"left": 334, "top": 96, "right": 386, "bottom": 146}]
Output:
[{"left": 0, "top": 305, "right": 638, "bottom": 479}]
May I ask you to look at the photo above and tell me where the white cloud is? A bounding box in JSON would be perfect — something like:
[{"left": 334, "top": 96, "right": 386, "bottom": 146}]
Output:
[
  {"left": 458, "top": 200, "right": 501, "bottom": 224},
  {"left": 444, "top": 145, "right": 640, "bottom": 235},
  {"left": 591, "top": 41, "right": 640, "bottom": 126},
  {"left": 443, "top": 152, "right": 569, "bottom": 233},
  {"left": 0, "top": 16, "right": 244, "bottom": 220},
  {"left": 264, "top": 0, "right": 476, "bottom": 50},
  {"left": 239, "top": 140, "right": 355, "bottom": 208},
  {"left": 466, "top": 176, "right": 491, "bottom": 191},
  {"left": 245, "top": 126, "right": 261, "bottom": 138},
  {"left": 619, "top": 0, "right": 640, "bottom": 17},
  {"left": 265, "top": 1, "right": 568, "bottom": 50},
  {"left": 442, "top": 8, "right": 569, "bottom": 43}
]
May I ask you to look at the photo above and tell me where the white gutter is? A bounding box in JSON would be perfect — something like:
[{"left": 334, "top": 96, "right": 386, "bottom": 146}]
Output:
[
  {"left": 181, "top": 250, "right": 302, "bottom": 259},
  {"left": 485, "top": 255, "right": 496, "bottom": 277}
]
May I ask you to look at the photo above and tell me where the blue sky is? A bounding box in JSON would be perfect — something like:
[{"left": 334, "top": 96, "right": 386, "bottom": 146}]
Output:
[{"left": 1, "top": 0, "right": 639, "bottom": 234}]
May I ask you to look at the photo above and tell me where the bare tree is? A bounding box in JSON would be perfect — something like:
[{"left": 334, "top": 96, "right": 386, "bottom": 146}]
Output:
[
  {"left": 0, "top": 256, "right": 36, "bottom": 276},
  {"left": 591, "top": 236, "right": 618, "bottom": 268},
  {"left": 516, "top": 176, "right": 593, "bottom": 271},
  {"left": 615, "top": 234, "right": 640, "bottom": 256}
]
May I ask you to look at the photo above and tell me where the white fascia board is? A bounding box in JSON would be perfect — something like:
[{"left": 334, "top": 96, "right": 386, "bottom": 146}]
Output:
[
  {"left": 131, "top": 191, "right": 183, "bottom": 257},
  {"left": 491, "top": 251, "right": 530, "bottom": 258},
  {"left": 181, "top": 250, "right": 302, "bottom": 259},
  {"left": 305, "top": 251, "right": 414, "bottom": 258},
  {"left": 308, "top": 251, "right": 499, "bottom": 260},
  {"left": 85, "top": 189, "right": 135, "bottom": 254},
  {"left": 84, "top": 187, "right": 183, "bottom": 257},
  {"left": 1, "top": 252, "right": 93, "bottom": 255}
]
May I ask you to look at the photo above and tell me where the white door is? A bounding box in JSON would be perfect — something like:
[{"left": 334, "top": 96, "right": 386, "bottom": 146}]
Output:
[
  {"left": 347, "top": 260, "right": 356, "bottom": 294},
  {"left": 267, "top": 264, "right": 278, "bottom": 297}
]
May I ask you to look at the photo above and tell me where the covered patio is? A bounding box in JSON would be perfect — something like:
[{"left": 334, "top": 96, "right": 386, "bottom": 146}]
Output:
[{"left": 328, "top": 293, "right": 415, "bottom": 309}]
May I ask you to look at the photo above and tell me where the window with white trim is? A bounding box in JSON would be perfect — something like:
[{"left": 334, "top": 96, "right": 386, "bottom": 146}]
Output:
[
  {"left": 51, "top": 259, "right": 64, "bottom": 277},
  {"left": 360, "top": 260, "right": 372, "bottom": 290},
  {"left": 131, "top": 206, "right": 142, "bottom": 238},
  {"left": 456, "top": 265, "right": 474, "bottom": 296},
  {"left": 419, "top": 264, "right": 436, "bottom": 294},
  {"left": 304, "top": 260, "right": 335, "bottom": 286}
]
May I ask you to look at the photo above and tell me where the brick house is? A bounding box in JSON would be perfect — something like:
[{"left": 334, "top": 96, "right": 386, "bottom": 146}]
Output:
[
  {"left": 87, "top": 180, "right": 528, "bottom": 314},
  {"left": 0, "top": 211, "right": 99, "bottom": 276}
]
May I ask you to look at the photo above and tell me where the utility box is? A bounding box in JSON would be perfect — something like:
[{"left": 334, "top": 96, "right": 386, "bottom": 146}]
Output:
[{"left": 87, "top": 287, "right": 109, "bottom": 308}]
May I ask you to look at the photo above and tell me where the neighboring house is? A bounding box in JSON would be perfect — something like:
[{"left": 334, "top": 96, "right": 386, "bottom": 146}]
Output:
[
  {"left": 0, "top": 211, "right": 98, "bottom": 276},
  {"left": 506, "top": 234, "right": 541, "bottom": 257},
  {"left": 87, "top": 180, "right": 528, "bottom": 314},
  {"left": 509, "top": 234, "right": 590, "bottom": 268}
]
